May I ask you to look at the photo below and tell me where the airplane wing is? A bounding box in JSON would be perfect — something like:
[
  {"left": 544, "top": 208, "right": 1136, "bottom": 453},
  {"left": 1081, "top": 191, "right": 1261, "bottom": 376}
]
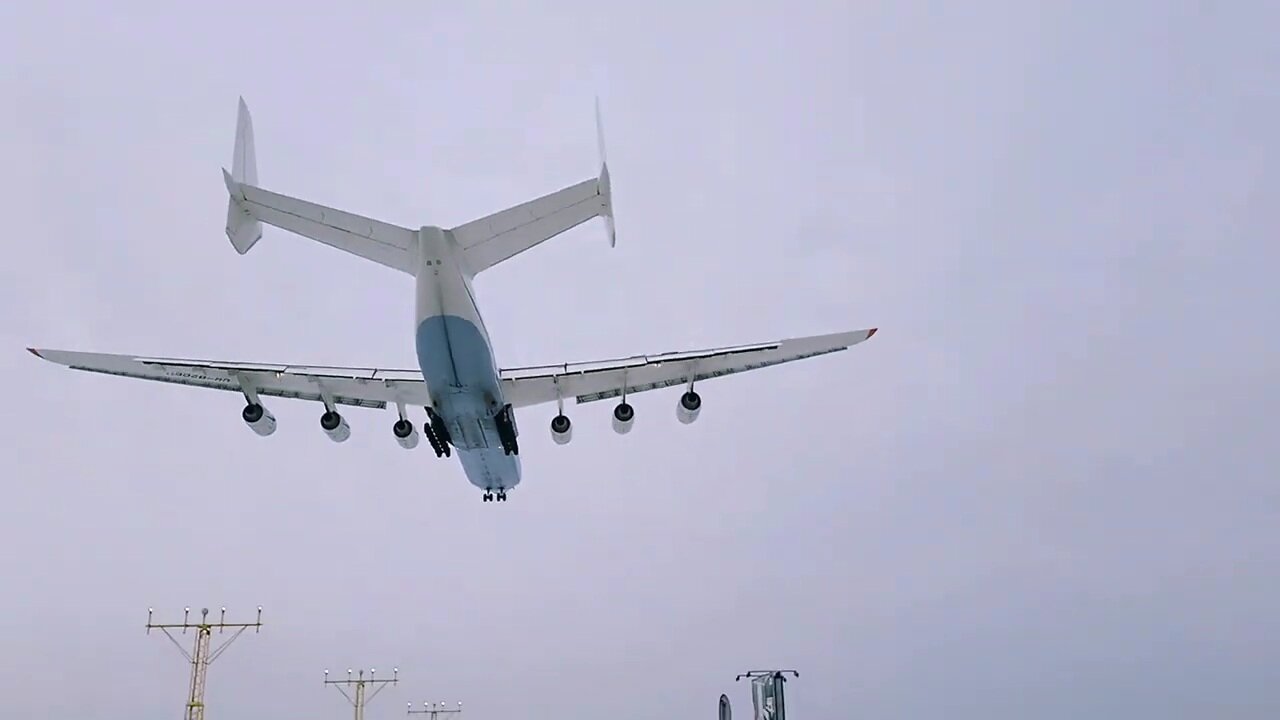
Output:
[
  {"left": 26, "top": 348, "right": 430, "bottom": 409},
  {"left": 499, "top": 328, "right": 877, "bottom": 409}
]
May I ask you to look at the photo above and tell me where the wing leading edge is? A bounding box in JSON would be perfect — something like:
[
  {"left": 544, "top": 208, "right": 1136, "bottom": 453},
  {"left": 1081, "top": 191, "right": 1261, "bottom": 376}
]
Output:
[
  {"left": 499, "top": 328, "right": 877, "bottom": 409},
  {"left": 25, "top": 348, "right": 431, "bottom": 409}
]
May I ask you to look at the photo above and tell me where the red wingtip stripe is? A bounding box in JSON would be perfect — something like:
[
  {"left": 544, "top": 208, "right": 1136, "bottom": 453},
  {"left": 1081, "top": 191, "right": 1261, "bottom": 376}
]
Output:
[
  {"left": 867, "top": 328, "right": 878, "bottom": 338},
  {"left": 27, "top": 347, "right": 43, "bottom": 358}
]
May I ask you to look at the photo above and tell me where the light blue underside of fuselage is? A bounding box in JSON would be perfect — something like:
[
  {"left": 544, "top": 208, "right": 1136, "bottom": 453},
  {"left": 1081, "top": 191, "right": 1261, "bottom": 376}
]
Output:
[{"left": 415, "top": 315, "right": 521, "bottom": 491}]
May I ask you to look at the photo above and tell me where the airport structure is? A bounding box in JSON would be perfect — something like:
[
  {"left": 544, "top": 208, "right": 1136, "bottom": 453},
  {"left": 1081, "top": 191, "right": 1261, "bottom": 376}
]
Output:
[
  {"left": 28, "top": 97, "right": 878, "bottom": 504},
  {"left": 407, "top": 700, "right": 464, "bottom": 720},
  {"left": 146, "top": 606, "right": 263, "bottom": 720},
  {"left": 734, "top": 670, "right": 799, "bottom": 720},
  {"left": 325, "top": 667, "right": 400, "bottom": 720}
]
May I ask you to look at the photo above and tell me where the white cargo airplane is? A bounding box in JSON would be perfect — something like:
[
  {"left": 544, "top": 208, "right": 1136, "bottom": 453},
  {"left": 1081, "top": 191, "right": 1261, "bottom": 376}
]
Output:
[{"left": 28, "top": 98, "right": 877, "bottom": 502}]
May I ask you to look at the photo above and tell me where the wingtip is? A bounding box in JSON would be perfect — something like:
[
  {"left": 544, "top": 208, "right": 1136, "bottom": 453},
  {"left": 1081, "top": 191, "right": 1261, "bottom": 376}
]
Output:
[
  {"left": 27, "top": 347, "right": 44, "bottom": 359},
  {"left": 867, "top": 327, "right": 878, "bottom": 339}
]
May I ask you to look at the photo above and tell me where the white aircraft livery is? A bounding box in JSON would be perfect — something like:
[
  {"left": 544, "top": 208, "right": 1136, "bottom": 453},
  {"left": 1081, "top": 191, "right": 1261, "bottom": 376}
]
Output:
[{"left": 28, "top": 98, "right": 878, "bottom": 502}]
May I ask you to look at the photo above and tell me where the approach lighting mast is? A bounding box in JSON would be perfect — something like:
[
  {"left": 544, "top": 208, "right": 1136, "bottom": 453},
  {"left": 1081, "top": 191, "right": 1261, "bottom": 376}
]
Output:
[
  {"left": 735, "top": 669, "right": 799, "bottom": 720},
  {"left": 325, "top": 667, "right": 400, "bottom": 720},
  {"left": 408, "top": 700, "right": 463, "bottom": 720},
  {"left": 146, "top": 606, "right": 264, "bottom": 720}
]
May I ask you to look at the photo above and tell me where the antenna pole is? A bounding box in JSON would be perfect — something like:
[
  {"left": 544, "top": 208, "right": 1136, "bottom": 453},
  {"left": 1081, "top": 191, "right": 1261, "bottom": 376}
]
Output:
[
  {"left": 146, "top": 606, "right": 263, "bottom": 720},
  {"left": 325, "top": 667, "right": 400, "bottom": 720},
  {"left": 407, "top": 700, "right": 464, "bottom": 720}
]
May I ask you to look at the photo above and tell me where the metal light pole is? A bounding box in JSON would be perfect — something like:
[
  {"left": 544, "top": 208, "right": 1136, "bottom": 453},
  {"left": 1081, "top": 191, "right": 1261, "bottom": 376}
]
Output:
[
  {"left": 325, "top": 667, "right": 400, "bottom": 720},
  {"left": 146, "top": 606, "right": 263, "bottom": 720}
]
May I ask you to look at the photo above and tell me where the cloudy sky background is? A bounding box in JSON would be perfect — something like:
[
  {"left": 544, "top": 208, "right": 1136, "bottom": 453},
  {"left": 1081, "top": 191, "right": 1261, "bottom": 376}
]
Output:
[{"left": 2, "top": 2, "right": 1278, "bottom": 718}]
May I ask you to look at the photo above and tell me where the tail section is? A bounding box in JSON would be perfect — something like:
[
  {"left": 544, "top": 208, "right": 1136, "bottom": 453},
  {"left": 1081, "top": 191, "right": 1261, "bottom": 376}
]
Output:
[
  {"left": 216, "top": 96, "right": 611, "bottom": 276},
  {"left": 595, "top": 97, "right": 616, "bottom": 248},
  {"left": 224, "top": 97, "right": 264, "bottom": 254}
]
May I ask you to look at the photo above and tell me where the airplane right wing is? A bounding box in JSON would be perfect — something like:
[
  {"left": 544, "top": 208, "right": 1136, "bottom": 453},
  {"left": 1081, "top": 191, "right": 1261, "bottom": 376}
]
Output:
[{"left": 499, "top": 328, "right": 877, "bottom": 409}]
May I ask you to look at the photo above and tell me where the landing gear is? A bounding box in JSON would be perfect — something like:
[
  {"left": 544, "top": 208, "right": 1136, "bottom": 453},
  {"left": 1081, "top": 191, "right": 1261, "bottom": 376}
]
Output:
[
  {"left": 482, "top": 489, "right": 508, "bottom": 502},
  {"left": 423, "top": 406, "right": 453, "bottom": 458},
  {"left": 493, "top": 403, "right": 519, "bottom": 456}
]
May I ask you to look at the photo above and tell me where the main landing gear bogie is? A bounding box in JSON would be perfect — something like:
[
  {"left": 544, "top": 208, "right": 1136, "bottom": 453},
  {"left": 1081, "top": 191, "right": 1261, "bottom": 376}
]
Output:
[
  {"left": 483, "top": 489, "right": 508, "bottom": 502},
  {"left": 493, "top": 403, "right": 519, "bottom": 456},
  {"left": 423, "top": 406, "right": 453, "bottom": 458}
]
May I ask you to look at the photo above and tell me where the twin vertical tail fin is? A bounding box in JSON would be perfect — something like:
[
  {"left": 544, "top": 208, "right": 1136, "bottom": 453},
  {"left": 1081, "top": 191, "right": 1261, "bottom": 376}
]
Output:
[
  {"left": 223, "top": 97, "right": 264, "bottom": 254},
  {"left": 595, "top": 97, "right": 616, "bottom": 248}
]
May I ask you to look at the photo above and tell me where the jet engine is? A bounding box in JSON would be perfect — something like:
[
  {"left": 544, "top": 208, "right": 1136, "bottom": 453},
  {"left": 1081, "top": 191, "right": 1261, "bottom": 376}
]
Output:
[
  {"left": 320, "top": 410, "right": 351, "bottom": 443},
  {"left": 612, "top": 402, "right": 635, "bottom": 434},
  {"left": 550, "top": 414, "right": 573, "bottom": 445},
  {"left": 676, "top": 390, "right": 702, "bottom": 424},
  {"left": 393, "top": 418, "right": 419, "bottom": 449},
  {"left": 241, "top": 402, "right": 277, "bottom": 437}
]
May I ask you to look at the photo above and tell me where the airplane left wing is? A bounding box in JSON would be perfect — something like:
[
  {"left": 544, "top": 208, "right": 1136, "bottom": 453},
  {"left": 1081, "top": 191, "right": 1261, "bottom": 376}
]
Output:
[
  {"left": 26, "top": 348, "right": 430, "bottom": 409},
  {"left": 499, "top": 328, "right": 877, "bottom": 409}
]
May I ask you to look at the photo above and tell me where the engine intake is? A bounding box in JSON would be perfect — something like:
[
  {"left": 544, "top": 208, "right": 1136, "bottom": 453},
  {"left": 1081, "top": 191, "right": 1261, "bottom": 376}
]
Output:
[
  {"left": 320, "top": 410, "right": 351, "bottom": 443},
  {"left": 393, "top": 418, "right": 419, "bottom": 449},
  {"left": 677, "top": 391, "right": 702, "bottom": 424},
  {"left": 550, "top": 414, "right": 573, "bottom": 445},
  {"left": 612, "top": 402, "right": 635, "bottom": 435},
  {"left": 241, "top": 402, "right": 277, "bottom": 437}
]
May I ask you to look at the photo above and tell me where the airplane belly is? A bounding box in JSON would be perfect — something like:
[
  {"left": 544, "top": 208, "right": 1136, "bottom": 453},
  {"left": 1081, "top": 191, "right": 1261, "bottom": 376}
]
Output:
[
  {"left": 457, "top": 446, "right": 521, "bottom": 490},
  {"left": 415, "top": 315, "right": 502, "bottom": 398}
]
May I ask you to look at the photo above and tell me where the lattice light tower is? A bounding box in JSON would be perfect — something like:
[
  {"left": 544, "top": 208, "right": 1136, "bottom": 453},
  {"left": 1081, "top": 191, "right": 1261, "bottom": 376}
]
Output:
[
  {"left": 146, "top": 606, "right": 263, "bottom": 720},
  {"left": 735, "top": 670, "right": 799, "bottom": 720},
  {"left": 408, "top": 700, "right": 463, "bottom": 720},
  {"left": 325, "top": 667, "right": 400, "bottom": 720}
]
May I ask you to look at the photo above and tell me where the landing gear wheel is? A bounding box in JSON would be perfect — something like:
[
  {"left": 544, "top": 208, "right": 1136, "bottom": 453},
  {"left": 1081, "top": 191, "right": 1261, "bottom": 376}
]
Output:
[
  {"left": 497, "top": 490, "right": 507, "bottom": 502},
  {"left": 493, "top": 404, "right": 520, "bottom": 456},
  {"left": 423, "top": 407, "right": 455, "bottom": 458},
  {"left": 423, "top": 421, "right": 452, "bottom": 458},
  {"left": 483, "top": 491, "right": 493, "bottom": 502}
]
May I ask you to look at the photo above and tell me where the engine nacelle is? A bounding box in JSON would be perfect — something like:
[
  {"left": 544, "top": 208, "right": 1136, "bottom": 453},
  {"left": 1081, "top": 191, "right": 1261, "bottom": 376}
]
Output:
[
  {"left": 612, "top": 402, "right": 635, "bottom": 435},
  {"left": 320, "top": 410, "right": 351, "bottom": 443},
  {"left": 677, "top": 390, "right": 702, "bottom": 424},
  {"left": 393, "top": 419, "right": 419, "bottom": 449},
  {"left": 241, "top": 402, "right": 277, "bottom": 437},
  {"left": 550, "top": 414, "right": 573, "bottom": 445}
]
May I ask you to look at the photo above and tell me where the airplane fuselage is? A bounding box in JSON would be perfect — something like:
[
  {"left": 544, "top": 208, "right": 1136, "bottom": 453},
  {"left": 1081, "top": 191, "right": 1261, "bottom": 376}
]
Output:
[{"left": 413, "top": 226, "right": 521, "bottom": 493}]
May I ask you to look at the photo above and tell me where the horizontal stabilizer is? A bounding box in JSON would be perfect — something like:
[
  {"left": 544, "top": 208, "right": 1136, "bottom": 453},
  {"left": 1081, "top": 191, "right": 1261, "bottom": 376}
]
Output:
[
  {"left": 450, "top": 100, "right": 617, "bottom": 275},
  {"left": 219, "top": 98, "right": 419, "bottom": 274}
]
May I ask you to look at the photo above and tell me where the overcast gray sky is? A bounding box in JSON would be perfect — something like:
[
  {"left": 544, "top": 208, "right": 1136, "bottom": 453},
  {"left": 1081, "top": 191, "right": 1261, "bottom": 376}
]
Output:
[{"left": 2, "top": 2, "right": 1279, "bottom": 719}]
